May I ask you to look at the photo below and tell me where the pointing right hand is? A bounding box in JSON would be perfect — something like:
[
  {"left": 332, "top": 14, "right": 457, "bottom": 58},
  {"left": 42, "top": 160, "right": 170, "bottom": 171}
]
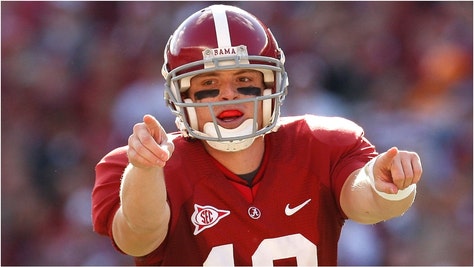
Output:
[{"left": 127, "top": 114, "right": 174, "bottom": 168}]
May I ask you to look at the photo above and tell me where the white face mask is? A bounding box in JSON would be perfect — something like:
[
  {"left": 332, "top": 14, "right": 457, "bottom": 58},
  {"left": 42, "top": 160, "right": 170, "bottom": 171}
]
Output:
[{"left": 174, "top": 88, "right": 276, "bottom": 153}]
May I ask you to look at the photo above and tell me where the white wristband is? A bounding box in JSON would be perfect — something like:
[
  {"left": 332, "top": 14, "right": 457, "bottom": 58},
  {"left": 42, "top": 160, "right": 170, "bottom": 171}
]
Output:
[{"left": 364, "top": 156, "right": 417, "bottom": 201}]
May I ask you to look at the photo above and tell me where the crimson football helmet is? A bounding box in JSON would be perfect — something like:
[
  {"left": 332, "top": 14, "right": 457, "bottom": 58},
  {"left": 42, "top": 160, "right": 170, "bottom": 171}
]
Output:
[{"left": 162, "top": 4, "right": 288, "bottom": 151}]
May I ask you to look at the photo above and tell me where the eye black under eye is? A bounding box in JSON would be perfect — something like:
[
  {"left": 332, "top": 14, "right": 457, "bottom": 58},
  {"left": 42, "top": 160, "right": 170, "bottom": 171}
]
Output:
[
  {"left": 193, "top": 87, "right": 262, "bottom": 100},
  {"left": 237, "top": 87, "right": 262, "bottom": 96},
  {"left": 194, "top": 89, "right": 220, "bottom": 100}
]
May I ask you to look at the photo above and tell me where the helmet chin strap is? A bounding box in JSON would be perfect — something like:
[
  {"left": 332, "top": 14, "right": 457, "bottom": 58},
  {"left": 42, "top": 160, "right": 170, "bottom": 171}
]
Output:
[{"left": 202, "top": 119, "right": 257, "bottom": 152}]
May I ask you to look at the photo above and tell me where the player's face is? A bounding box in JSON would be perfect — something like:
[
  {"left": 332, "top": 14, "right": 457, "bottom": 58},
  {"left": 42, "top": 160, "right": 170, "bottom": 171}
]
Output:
[{"left": 187, "top": 69, "right": 265, "bottom": 130}]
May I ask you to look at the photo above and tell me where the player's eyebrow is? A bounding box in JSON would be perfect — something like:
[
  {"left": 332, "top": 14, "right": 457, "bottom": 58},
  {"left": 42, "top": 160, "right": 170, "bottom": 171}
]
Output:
[{"left": 194, "top": 69, "right": 259, "bottom": 79}]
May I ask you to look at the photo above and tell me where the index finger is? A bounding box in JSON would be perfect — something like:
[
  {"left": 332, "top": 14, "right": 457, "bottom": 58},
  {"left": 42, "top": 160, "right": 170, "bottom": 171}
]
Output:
[
  {"left": 143, "top": 114, "right": 166, "bottom": 143},
  {"left": 142, "top": 114, "right": 173, "bottom": 161},
  {"left": 375, "top": 147, "right": 398, "bottom": 173}
]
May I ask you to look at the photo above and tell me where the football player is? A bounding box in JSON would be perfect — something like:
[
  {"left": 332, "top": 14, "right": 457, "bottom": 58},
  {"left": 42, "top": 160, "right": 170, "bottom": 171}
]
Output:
[{"left": 92, "top": 4, "right": 422, "bottom": 266}]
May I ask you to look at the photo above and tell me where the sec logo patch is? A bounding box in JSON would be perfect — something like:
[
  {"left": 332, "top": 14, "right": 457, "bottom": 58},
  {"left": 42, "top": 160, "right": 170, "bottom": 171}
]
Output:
[{"left": 191, "top": 204, "right": 230, "bottom": 235}]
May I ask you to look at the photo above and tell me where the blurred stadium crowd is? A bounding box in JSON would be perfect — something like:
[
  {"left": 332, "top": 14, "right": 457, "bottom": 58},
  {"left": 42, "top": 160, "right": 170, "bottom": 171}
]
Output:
[{"left": 2, "top": 1, "right": 472, "bottom": 265}]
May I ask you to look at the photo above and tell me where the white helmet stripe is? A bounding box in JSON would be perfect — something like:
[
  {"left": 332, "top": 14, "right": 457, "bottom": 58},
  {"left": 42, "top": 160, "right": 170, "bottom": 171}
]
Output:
[{"left": 211, "top": 6, "right": 231, "bottom": 48}]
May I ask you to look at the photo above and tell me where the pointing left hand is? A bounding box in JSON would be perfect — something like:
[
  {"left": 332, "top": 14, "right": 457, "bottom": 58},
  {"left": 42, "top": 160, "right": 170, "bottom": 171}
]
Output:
[{"left": 373, "top": 147, "right": 422, "bottom": 195}]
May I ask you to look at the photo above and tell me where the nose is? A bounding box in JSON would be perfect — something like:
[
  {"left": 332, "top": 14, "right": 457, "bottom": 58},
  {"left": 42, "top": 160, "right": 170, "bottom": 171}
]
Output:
[{"left": 219, "top": 83, "right": 239, "bottom": 100}]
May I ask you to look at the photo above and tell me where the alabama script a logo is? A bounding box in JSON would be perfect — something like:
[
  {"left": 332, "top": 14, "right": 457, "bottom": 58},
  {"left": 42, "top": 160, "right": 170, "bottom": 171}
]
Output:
[{"left": 191, "top": 204, "right": 230, "bottom": 235}]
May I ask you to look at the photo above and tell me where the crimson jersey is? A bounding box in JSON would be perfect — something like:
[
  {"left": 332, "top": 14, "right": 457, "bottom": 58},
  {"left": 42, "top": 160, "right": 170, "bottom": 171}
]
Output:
[{"left": 92, "top": 115, "right": 377, "bottom": 266}]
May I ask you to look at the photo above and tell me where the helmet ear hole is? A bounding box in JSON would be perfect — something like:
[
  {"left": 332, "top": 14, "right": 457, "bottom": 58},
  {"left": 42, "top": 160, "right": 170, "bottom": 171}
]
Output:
[
  {"left": 184, "top": 98, "right": 199, "bottom": 130},
  {"left": 263, "top": 89, "right": 273, "bottom": 125}
]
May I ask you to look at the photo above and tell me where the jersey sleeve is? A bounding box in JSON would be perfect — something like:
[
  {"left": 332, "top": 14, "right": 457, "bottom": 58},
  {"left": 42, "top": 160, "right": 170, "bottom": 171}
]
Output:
[
  {"left": 304, "top": 115, "right": 378, "bottom": 218},
  {"left": 91, "top": 146, "right": 128, "bottom": 239}
]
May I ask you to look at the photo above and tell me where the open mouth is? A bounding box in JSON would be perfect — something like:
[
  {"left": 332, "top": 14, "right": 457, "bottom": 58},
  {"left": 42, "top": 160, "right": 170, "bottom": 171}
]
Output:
[{"left": 217, "top": 110, "right": 244, "bottom": 122}]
